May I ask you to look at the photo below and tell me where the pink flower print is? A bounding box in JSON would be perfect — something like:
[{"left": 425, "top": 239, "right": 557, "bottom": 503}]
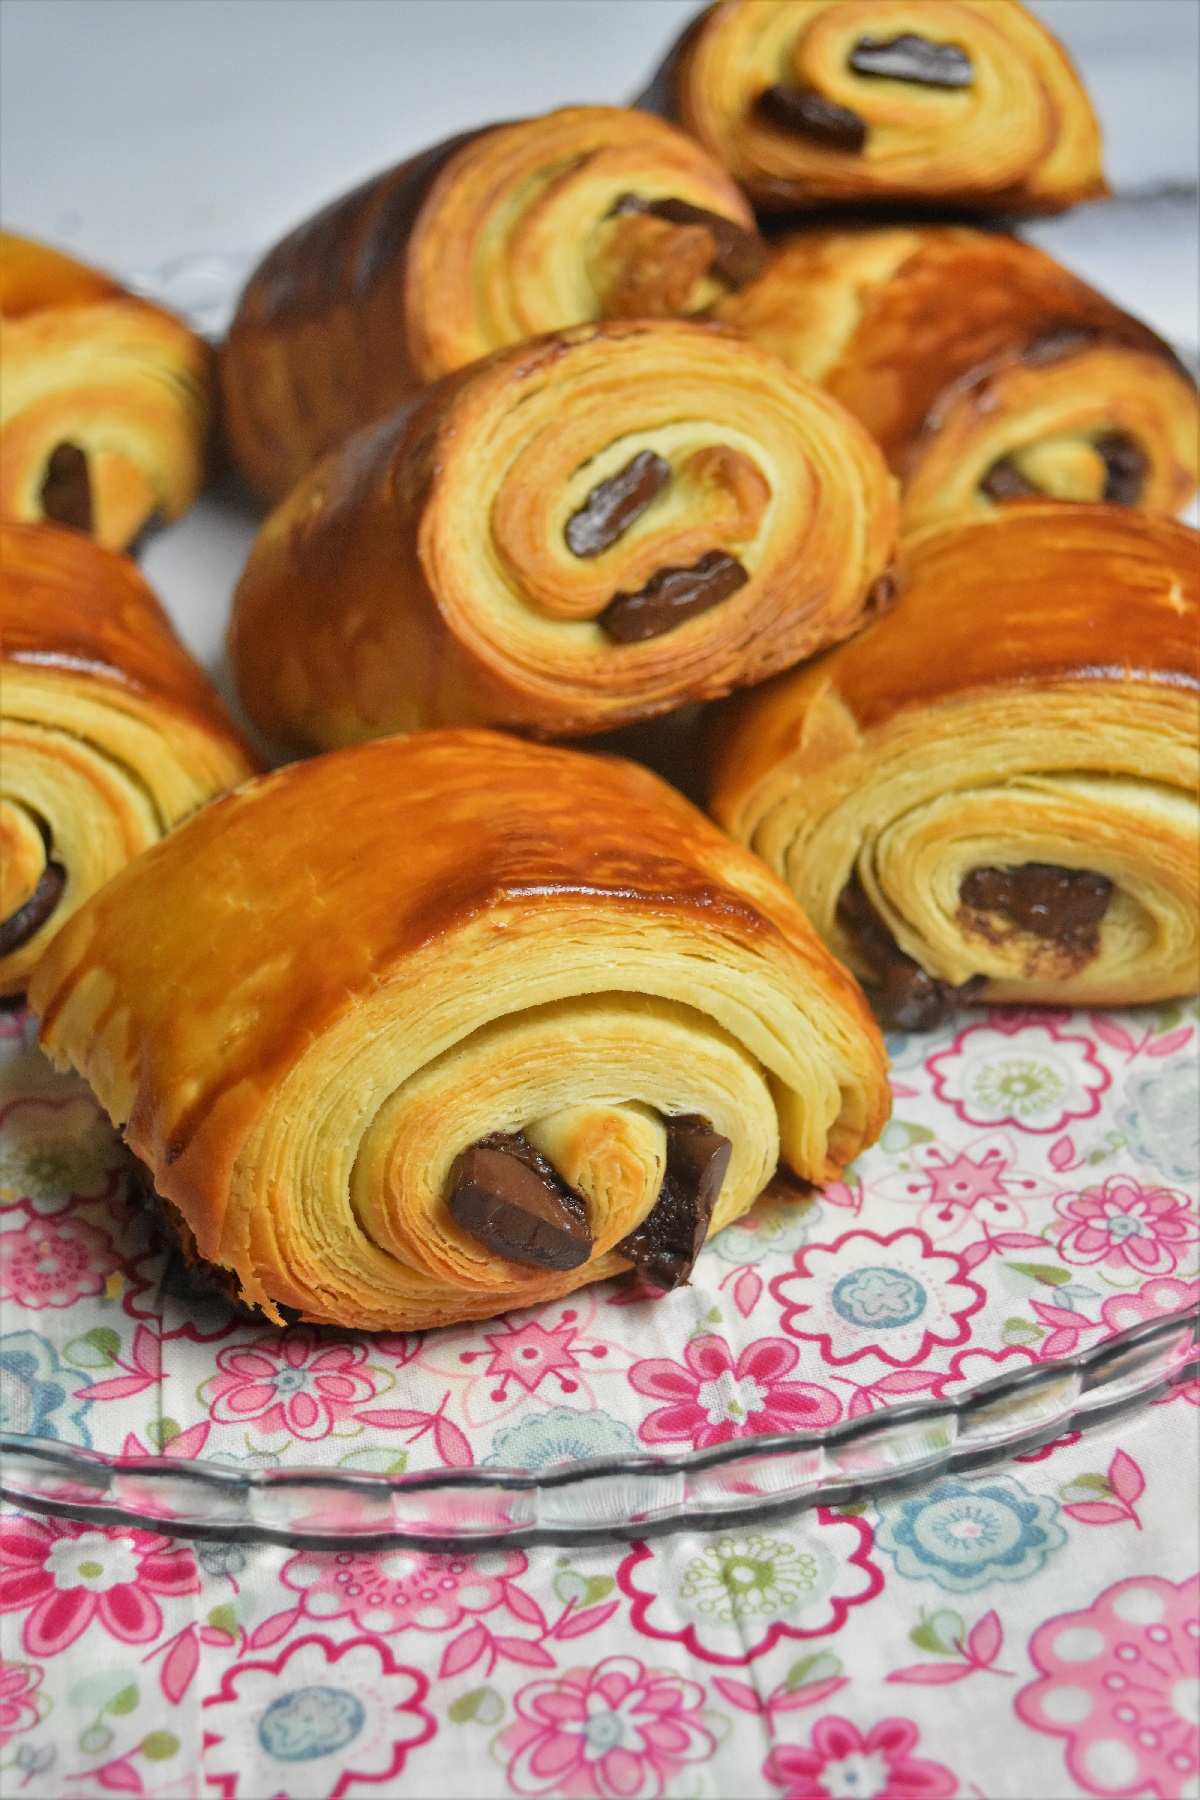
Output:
[
  {"left": 1052, "top": 1177, "right": 1199, "bottom": 1278},
  {"left": 764, "top": 1715, "right": 958, "bottom": 1799},
  {"left": 0, "top": 1657, "right": 45, "bottom": 1745},
  {"left": 203, "top": 1633, "right": 434, "bottom": 1799},
  {"left": 874, "top": 1130, "right": 1056, "bottom": 1249},
  {"left": 463, "top": 1315, "right": 594, "bottom": 1403},
  {"left": 628, "top": 1335, "right": 840, "bottom": 1448},
  {"left": 281, "top": 1547, "right": 527, "bottom": 1634},
  {"left": 202, "top": 1327, "right": 380, "bottom": 1439},
  {"left": 929, "top": 1019, "right": 1110, "bottom": 1134},
  {"left": 0, "top": 1212, "right": 119, "bottom": 1309},
  {"left": 770, "top": 1229, "right": 984, "bottom": 1370},
  {"left": 1101, "top": 1277, "right": 1200, "bottom": 1336},
  {"left": 1016, "top": 1574, "right": 1200, "bottom": 1799},
  {"left": 499, "top": 1655, "right": 715, "bottom": 1798},
  {"left": 0, "top": 1516, "right": 199, "bottom": 1657}
]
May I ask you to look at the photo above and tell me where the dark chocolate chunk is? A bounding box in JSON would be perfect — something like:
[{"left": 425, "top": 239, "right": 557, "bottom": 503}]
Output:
[
  {"left": 565, "top": 450, "right": 671, "bottom": 558},
  {"left": 609, "top": 193, "right": 768, "bottom": 289},
  {"left": 848, "top": 33, "right": 973, "bottom": 88},
  {"left": 614, "top": 1114, "right": 732, "bottom": 1290},
  {"left": 600, "top": 549, "right": 748, "bottom": 644},
  {"left": 960, "top": 863, "right": 1113, "bottom": 950},
  {"left": 979, "top": 456, "right": 1041, "bottom": 503},
  {"left": 1094, "top": 432, "right": 1149, "bottom": 506},
  {"left": 1021, "top": 324, "right": 1098, "bottom": 367},
  {"left": 837, "top": 874, "right": 983, "bottom": 1032},
  {"left": 0, "top": 861, "right": 66, "bottom": 958},
  {"left": 755, "top": 84, "right": 868, "bottom": 153},
  {"left": 447, "top": 1132, "right": 593, "bottom": 1271},
  {"left": 39, "top": 443, "right": 93, "bottom": 534}
]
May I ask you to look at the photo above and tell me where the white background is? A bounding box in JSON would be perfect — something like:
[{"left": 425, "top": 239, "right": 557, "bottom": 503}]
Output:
[{"left": 2, "top": 0, "right": 1197, "bottom": 693}]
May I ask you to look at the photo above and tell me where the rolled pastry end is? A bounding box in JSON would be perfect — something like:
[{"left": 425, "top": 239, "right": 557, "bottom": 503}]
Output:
[
  {"left": 30, "top": 730, "right": 890, "bottom": 1329},
  {"left": 1, "top": 232, "right": 214, "bottom": 551},
  {"left": 228, "top": 319, "right": 900, "bottom": 747},
  {"left": 710, "top": 503, "right": 1200, "bottom": 1023},
  {"left": 1, "top": 522, "right": 257, "bottom": 994}
]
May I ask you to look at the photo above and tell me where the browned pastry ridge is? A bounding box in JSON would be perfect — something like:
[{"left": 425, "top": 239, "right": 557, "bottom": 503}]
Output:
[
  {"left": 220, "top": 105, "right": 769, "bottom": 501},
  {"left": 228, "top": 319, "right": 899, "bottom": 747},
  {"left": 715, "top": 227, "right": 1199, "bottom": 532},
  {"left": 640, "top": 0, "right": 1105, "bottom": 212},
  {"left": 0, "top": 232, "right": 213, "bottom": 550},
  {"left": 709, "top": 502, "right": 1199, "bottom": 1024},
  {"left": 30, "top": 731, "right": 890, "bottom": 1332},
  {"left": 1, "top": 520, "right": 258, "bottom": 994}
]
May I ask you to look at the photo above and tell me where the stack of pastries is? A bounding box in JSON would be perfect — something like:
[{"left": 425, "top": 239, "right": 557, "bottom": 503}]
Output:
[{"left": 5, "top": 0, "right": 1197, "bottom": 1336}]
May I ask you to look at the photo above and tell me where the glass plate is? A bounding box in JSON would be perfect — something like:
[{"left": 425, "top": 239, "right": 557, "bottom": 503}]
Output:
[{"left": 2, "top": 998, "right": 1197, "bottom": 1548}]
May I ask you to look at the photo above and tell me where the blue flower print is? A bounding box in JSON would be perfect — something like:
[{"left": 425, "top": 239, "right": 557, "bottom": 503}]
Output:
[
  {"left": 875, "top": 1473, "right": 1066, "bottom": 1592},
  {"left": 0, "top": 1330, "right": 92, "bottom": 1445},
  {"left": 258, "top": 1686, "right": 365, "bottom": 1761},
  {"left": 485, "top": 1405, "right": 638, "bottom": 1469},
  {"left": 1118, "top": 1060, "right": 1199, "bottom": 1184}
]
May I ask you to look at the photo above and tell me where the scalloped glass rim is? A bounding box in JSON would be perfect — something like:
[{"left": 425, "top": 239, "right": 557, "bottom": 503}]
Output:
[{"left": 2, "top": 1304, "right": 1195, "bottom": 1550}]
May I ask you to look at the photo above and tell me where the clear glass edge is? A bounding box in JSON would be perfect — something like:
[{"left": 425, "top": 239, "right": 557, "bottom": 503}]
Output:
[{"left": 1, "top": 1305, "right": 1195, "bottom": 1549}]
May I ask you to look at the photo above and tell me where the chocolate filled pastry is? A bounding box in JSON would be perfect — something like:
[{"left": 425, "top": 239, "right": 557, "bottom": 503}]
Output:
[
  {"left": 709, "top": 503, "right": 1199, "bottom": 1023},
  {"left": 220, "top": 105, "right": 768, "bottom": 501},
  {"left": 1, "top": 521, "right": 257, "bottom": 995},
  {"left": 0, "top": 232, "right": 213, "bottom": 550},
  {"left": 716, "top": 227, "right": 1199, "bottom": 531},
  {"left": 647, "top": 0, "right": 1108, "bottom": 214},
  {"left": 29, "top": 731, "right": 890, "bottom": 1331},
  {"left": 228, "top": 319, "right": 899, "bottom": 746},
  {"left": 639, "top": 0, "right": 1105, "bottom": 213}
]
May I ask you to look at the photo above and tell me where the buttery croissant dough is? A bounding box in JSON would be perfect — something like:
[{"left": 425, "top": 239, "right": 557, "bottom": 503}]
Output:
[
  {"left": 716, "top": 227, "right": 1199, "bottom": 532},
  {"left": 228, "top": 319, "right": 899, "bottom": 746},
  {"left": 220, "top": 105, "right": 768, "bottom": 501},
  {"left": 641, "top": 0, "right": 1105, "bottom": 212},
  {"left": 0, "top": 232, "right": 213, "bottom": 550},
  {"left": 1, "top": 521, "right": 257, "bottom": 995},
  {"left": 30, "top": 731, "right": 890, "bottom": 1332},
  {"left": 710, "top": 503, "right": 1199, "bottom": 1021}
]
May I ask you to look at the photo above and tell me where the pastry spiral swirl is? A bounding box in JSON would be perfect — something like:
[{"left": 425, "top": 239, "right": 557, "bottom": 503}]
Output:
[
  {"left": 220, "top": 105, "right": 767, "bottom": 502},
  {"left": 1, "top": 522, "right": 257, "bottom": 995},
  {"left": 228, "top": 320, "right": 899, "bottom": 745},
  {"left": 710, "top": 503, "right": 1199, "bottom": 1023},
  {"left": 30, "top": 732, "right": 889, "bottom": 1331},
  {"left": 716, "top": 227, "right": 1199, "bottom": 532},
  {"left": 1, "top": 233, "right": 213, "bottom": 550},
  {"left": 641, "top": 0, "right": 1104, "bottom": 212}
]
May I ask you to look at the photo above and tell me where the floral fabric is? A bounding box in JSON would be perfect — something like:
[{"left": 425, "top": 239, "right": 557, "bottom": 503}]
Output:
[{"left": 0, "top": 1000, "right": 1196, "bottom": 1796}]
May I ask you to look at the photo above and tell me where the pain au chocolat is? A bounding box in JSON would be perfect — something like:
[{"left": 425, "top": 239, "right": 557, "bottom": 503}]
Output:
[
  {"left": 716, "top": 227, "right": 1199, "bottom": 532},
  {"left": 641, "top": 0, "right": 1104, "bottom": 213},
  {"left": 1, "top": 522, "right": 256, "bottom": 995},
  {"left": 0, "top": 232, "right": 213, "bottom": 551},
  {"left": 220, "top": 105, "right": 768, "bottom": 502},
  {"left": 228, "top": 319, "right": 898, "bottom": 747},
  {"left": 709, "top": 503, "right": 1199, "bottom": 1027},
  {"left": 29, "top": 731, "right": 890, "bottom": 1331}
]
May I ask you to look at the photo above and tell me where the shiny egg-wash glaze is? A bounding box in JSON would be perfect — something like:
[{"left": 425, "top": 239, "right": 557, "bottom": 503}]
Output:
[
  {"left": 0, "top": 522, "right": 257, "bottom": 994},
  {"left": 0, "top": 233, "right": 213, "bottom": 551},
  {"left": 29, "top": 732, "right": 890, "bottom": 1332},
  {"left": 639, "top": 0, "right": 1104, "bottom": 212},
  {"left": 716, "top": 228, "right": 1199, "bottom": 532},
  {"left": 228, "top": 319, "right": 899, "bottom": 748},
  {"left": 710, "top": 502, "right": 1200, "bottom": 1018},
  {"left": 220, "top": 106, "right": 766, "bottom": 502}
]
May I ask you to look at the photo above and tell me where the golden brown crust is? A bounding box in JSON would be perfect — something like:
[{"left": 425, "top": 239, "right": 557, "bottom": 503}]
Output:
[
  {"left": 709, "top": 503, "right": 1199, "bottom": 1009},
  {"left": 644, "top": 0, "right": 1106, "bottom": 212},
  {"left": 0, "top": 232, "right": 214, "bottom": 550},
  {"left": 228, "top": 319, "right": 899, "bottom": 746},
  {"left": 1, "top": 521, "right": 257, "bottom": 992},
  {"left": 220, "top": 106, "right": 764, "bottom": 501},
  {"left": 716, "top": 228, "right": 1199, "bottom": 529},
  {"left": 31, "top": 730, "right": 890, "bottom": 1332}
]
